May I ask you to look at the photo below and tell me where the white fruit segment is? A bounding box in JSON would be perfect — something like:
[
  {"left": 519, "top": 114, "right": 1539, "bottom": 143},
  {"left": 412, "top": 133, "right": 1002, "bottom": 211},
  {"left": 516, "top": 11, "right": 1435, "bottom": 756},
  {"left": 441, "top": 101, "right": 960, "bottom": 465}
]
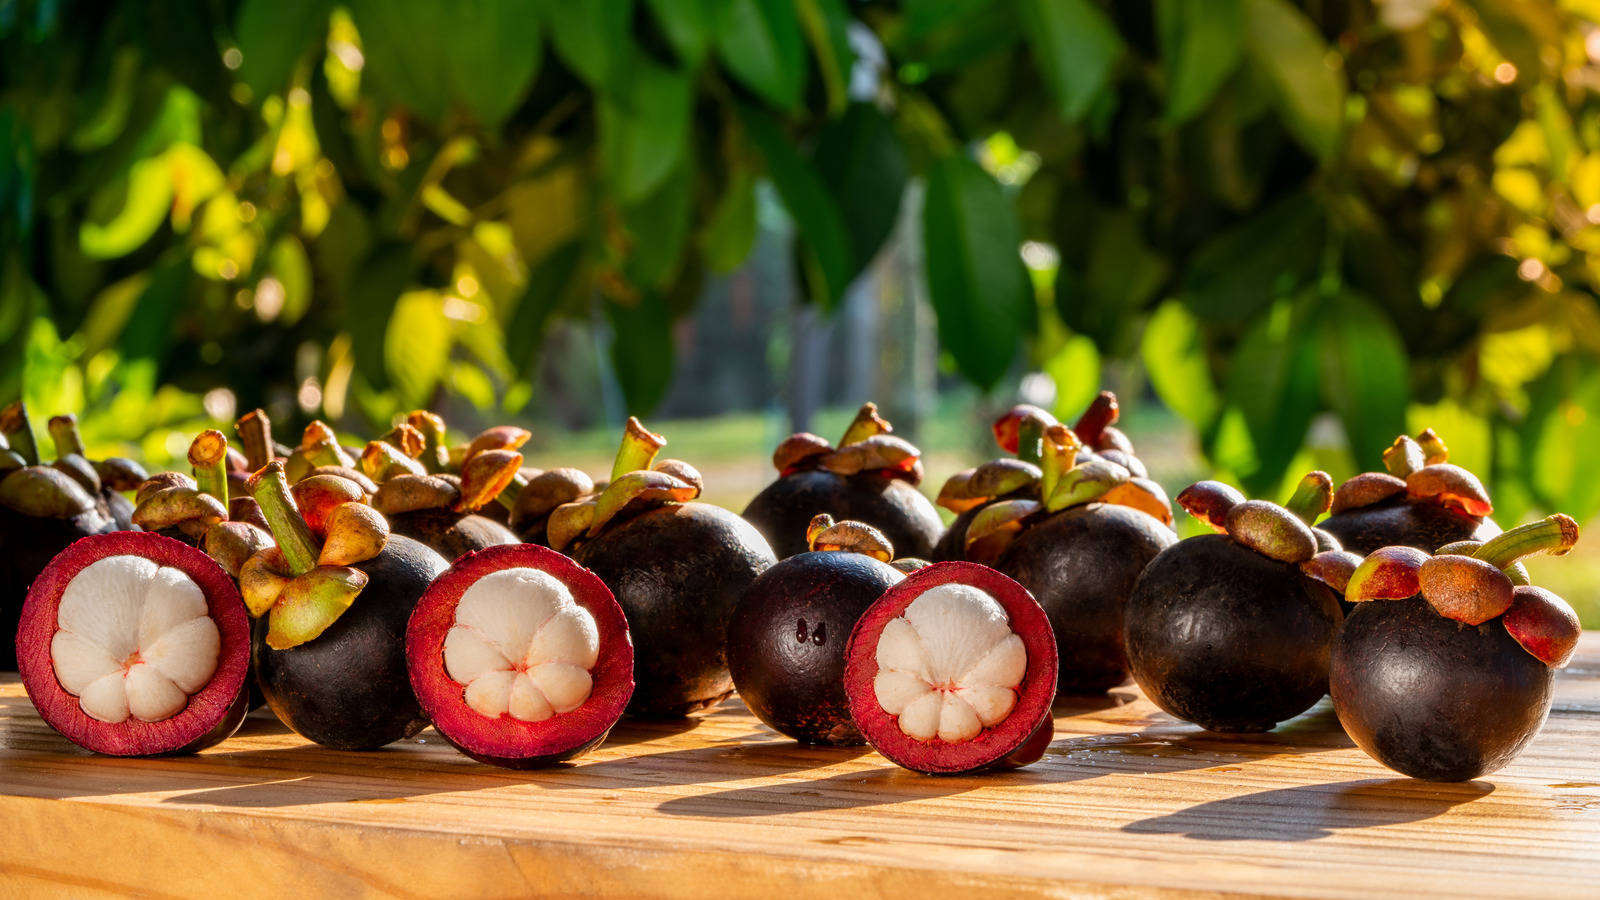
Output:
[
  {"left": 442, "top": 567, "right": 600, "bottom": 722},
  {"left": 49, "top": 556, "right": 221, "bottom": 724},
  {"left": 872, "top": 583, "right": 1026, "bottom": 743}
]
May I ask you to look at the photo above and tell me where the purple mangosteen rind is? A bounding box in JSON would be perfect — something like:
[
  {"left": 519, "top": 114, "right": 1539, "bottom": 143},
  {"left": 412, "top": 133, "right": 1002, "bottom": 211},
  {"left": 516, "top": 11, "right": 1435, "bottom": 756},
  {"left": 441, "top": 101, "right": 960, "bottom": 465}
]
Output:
[
  {"left": 844, "top": 561, "right": 1058, "bottom": 775},
  {"left": 17, "top": 531, "right": 251, "bottom": 756},
  {"left": 742, "top": 468, "right": 943, "bottom": 560},
  {"left": 407, "top": 543, "right": 635, "bottom": 768}
]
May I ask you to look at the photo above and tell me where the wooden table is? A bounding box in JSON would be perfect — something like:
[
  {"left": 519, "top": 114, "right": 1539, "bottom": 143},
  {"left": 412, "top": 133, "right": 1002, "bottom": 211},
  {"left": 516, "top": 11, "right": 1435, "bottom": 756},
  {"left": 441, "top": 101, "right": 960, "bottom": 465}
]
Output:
[{"left": 3, "top": 635, "right": 1598, "bottom": 899}]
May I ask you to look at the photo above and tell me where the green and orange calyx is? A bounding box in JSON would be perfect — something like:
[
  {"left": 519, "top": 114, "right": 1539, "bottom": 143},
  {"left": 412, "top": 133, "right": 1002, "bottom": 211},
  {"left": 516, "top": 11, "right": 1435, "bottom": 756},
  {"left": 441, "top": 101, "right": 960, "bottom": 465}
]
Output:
[
  {"left": 805, "top": 513, "right": 894, "bottom": 562},
  {"left": 947, "top": 393, "right": 1173, "bottom": 561},
  {"left": 1344, "top": 514, "right": 1582, "bottom": 667},
  {"left": 770, "top": 402, "right": 922, "bottom": 484},
  {"left": 242, "top": 460, "right": 392, "bottom": 649},
  {"left": 1177, "top": 473, "right": 1364, "bottom": 593},
  {"left": 546, "top": 417, "right": 701, "bottom": 552},
  {"left": 1331, "top": 430, "right": 1493, "bottom": 519},
  {"left": 129, "top": 430, "right": 274, "bottom": 576}
]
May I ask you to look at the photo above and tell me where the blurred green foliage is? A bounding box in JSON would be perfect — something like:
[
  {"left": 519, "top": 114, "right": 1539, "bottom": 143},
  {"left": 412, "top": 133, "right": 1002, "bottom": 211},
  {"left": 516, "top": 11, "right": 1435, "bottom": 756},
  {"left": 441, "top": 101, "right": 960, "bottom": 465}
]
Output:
[{"left": 3, "top": 0, "right": 1600, "bottom": 527}]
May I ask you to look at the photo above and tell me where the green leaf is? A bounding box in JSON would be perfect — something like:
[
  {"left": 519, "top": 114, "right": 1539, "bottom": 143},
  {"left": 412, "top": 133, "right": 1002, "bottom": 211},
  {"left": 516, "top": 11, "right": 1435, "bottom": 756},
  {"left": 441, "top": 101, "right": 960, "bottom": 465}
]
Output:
[
  {"left": 812, "top": 103, "right": 909, "bottom": 283},
  {"left": 348, "top": 0, "right": 452, "bottom": 121},
  {"left": 1317, "top": 291, "right": 1409, "bottom": 467},
  {"left": 1212, "top": 295, "right": 1321, "bottom": 493},
  {"left": 1044, "top": 333, "right": 1101, "bottom": 424},
  {"left": 1243, "top": 0, "right": 1346, "bottom": 161},
  {"left": 545, "top": 0, "right": 632, "bottom": 90},
  {"left": 506, "top": 240, "right": 587, "bottom": 378},
  {"left": 447, "top": 0, "right": 543, "bottom": 128},
  {"left": 921, "top": 154, "right": 1027, "bottom": 389},
  {"left": 385, "top": 290, "right": 452, "bottom": 405},
  {"left": 1018, "top": 0, "right": 1124, "bottom": 123},
  {"left": 268, "top": 236, "right": 313, "bottom": 326},
  {"left": 116, "top": 257, "right": 190, "bottom": 366},
  {"left": 607, "top": 292, "right": 675, "bottom": 414},
  {"left": 716, "top": 0, "right": 806, "bottom": 110},
  {"left": 1180, "top": 191, "right": 1323, "bottom": 324},
  {"left": 1525, "top": 359, "right": 1600, "bottom": 525},
  {"left": 624, "top": 162, "right": 694, "bottom": 289},
  {"left": 701, "top": 167, "right": 757, "bottom": 274},
  {"left": 643, "top": 0, "right": 713, "bottom": 66},
  {"left": 1058, "top": 210, "right": 1168, "bottom": 349},
  {"left": 1141, "top": 300, "right": 1220, "bottom": 427},
  {"left": 233, "top": 0, "right": 332, "bottom": 100},
  {"left": 80, "top": 156, "right": 172, "bottom": 259},
  {"left": 1155, "top": 0, "right": 1243, "bottom": 124},
  {"left": 347, "top": 244, "right": 412, "bottom": 391},
  {"left": 740, "top": 105, "right": 852, "bottom": 308},
  {"left": 797, "top": 0, "right": 855, "bottom": 116},
  {"left": 599, "top": 59, "right": 692, "bottom": 203}
]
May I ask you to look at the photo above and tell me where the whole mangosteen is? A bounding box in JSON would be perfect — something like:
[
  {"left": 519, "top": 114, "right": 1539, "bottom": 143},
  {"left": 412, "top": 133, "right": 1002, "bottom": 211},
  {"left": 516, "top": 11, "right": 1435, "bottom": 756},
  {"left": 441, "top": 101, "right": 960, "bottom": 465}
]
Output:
[
  {"left": 743, "top": 403, "right": 942, "bottom": 559},
  {"left": 548, "top": 418, "right": 776, "bottom": 717},
  {"left": 1321, "top": 430, "right": 1500, "bottom": 556}
]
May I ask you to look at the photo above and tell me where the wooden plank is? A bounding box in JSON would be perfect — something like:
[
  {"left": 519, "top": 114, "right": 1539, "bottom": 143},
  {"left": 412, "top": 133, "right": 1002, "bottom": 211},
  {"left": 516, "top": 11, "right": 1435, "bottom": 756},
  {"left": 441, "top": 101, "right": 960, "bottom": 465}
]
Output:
[{"left": 2, "top": 634, "right": 1598, "bottom": 899}]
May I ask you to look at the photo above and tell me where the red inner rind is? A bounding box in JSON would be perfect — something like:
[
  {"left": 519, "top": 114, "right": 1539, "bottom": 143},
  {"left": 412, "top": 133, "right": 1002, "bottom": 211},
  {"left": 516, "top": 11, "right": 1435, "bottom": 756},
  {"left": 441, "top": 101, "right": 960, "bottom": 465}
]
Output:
[
  {"left": 407, "top": 544, "right": 634, "bottom": 762},
  {"left": 844, "top": 561, "right": 1058, "bottom": 774},
  {"left": 17, "top": 532, "right": 251, "bottom": 756}
]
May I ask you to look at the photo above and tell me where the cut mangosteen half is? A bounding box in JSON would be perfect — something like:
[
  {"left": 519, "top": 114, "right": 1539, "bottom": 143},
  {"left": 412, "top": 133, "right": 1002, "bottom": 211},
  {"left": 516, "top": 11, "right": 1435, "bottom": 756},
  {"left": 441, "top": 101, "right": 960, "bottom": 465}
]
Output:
[
  {"left": 844, "top": 561, "right": 1056, "bottom": 774},
  {"left": 408, "top": 543, "right": 634, "bottom": 767},
  {"left": 17, "top": 531, "right": 249, "bottom": 756}
]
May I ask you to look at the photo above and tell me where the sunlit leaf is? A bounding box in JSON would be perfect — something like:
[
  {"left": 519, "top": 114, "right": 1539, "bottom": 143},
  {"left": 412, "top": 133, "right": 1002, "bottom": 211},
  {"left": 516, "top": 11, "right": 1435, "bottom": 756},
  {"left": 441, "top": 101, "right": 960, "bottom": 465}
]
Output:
[
  {"left": 1243, "top": 0, "right": 1346, "bottom": 161},
  {"left": 1044, "top": 333, "right": 1101, "bottom": 423},
  {"left": 269, "top": 236, "right": 314, "bottom": 325},
  {"left": 1156, "top": 0, "right": 1243, "bottom": 124},
  {"left": 716, "top": 0, "right": 806, "bottom": 110},
  {"left": 80, "top": 157, "right": 172, "bottom": 259},
  {"left": 1407, "top": 400, "right": 1491, "bottom": 479},
  {"left": 1141, "top": 300, "right": 1220, "bottom": 427},
  {"left": 1214, "top": 295, "right": 1321, "bottom": 493},
  {"left": 385, "top": 290, "right": 452, "bottom": 405},
  {"left": 922, "top": 154, "right": 1027, "bottom": 389},
  {"left": 1525, "top": 358, "right": 1600, "bottom": 525},
  {"left": 701, "top": 167, "right": 757, "bottom": 274},
  {"left": 1018, "top": 0, "right": 1124, "bottom": 123},
  {"left": 599, "top": 59, "right": 692, "bottom": 203},
  {"left": 607, "top": 292, "right": 675, "bottom": 414},
  {"left": 234, "top": 0, "right": 333, "bottom": 100},
  {"left": 448, "top": 361, "right": 497, "bottom": 410},
  {"left": 1317, "top": 291, "right": 1410, "bottom": 467}
]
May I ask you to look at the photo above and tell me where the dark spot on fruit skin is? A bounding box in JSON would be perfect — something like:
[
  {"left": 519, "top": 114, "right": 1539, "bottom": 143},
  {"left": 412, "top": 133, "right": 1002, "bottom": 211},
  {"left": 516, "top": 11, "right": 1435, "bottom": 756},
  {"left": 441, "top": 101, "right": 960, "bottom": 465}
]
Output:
[
  {"left": 1321, "top": 497, "right": 1499, "bottom": 557},
  {"left": 728, "top": 551, "right": 903, "bottom": 746},
  {"left": 387, "top": 508, "right": 517, "bottom": 563},
  {"left": 0, "top": 506, "right": 116, "bottom": 670},
  {"left": 1125, "top": 534, "right": 1342, "bottom": 733},
  {"left": 743, "top": 469, "right": 942, "bottom": 560},
  {"left": 996, "top": 504, "right": 1177, "bottom": 695},
  {"left": 1332, "top": 597, "right": 1552, "bottom": 782},
  {"left": 575, "top": 503, "right": 775, "bottom": 718},
  {"left": 254, "top": 534, "right": 447, "bottom": 750}
]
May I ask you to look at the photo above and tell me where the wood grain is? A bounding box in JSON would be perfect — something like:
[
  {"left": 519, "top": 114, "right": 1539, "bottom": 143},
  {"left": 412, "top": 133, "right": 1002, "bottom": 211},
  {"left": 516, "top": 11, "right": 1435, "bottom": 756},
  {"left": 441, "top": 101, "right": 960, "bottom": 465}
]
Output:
[{"left": 2, "top": 634, "right": 1598, "bottom": 899}]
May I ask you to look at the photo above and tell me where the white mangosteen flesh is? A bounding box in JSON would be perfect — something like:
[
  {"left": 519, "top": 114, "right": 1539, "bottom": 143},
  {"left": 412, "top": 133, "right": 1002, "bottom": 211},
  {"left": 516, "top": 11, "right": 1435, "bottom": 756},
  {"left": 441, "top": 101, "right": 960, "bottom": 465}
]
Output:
[
  {"left": 49, "top": 555, "right": 221, "bottom": 724},
  {"left": 443, "top": 567, "right": 600, "bottom": 722},
  {"left": 872, "top": 582, "right": 1027, "bottom": 743}
]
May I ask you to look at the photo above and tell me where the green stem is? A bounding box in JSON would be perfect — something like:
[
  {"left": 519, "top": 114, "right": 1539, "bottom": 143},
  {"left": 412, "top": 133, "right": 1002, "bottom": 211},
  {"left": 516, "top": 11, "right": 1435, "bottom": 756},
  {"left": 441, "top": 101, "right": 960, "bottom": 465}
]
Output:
[
  {"left": 495, "top": 472, "right": 526, "bottom": 511},
  {"left": 1285, "top": 471, "right": 1333, "bottom": 525},
  {"left": 249, "top": 461, "right": 321, "bottom": 576},
  {"left": 1472, "top": 514, "right": 1579, "bottom": 571},
  {"left": 1016, "top": 415, "right": 1048, "bottom": 466},
  {"left": 0, "top": 403, "right": 39, "bottom": 466},
  {"left": 188, "top": 430, "right": 230, "bottom": 506},
  {"left": 839, "top": 403, "right": 891, "bottom": 445},
  {"left": 407, "top": 411, "right": 450, "bottom": 474},
  {"left": 47, "top": 414, "right": 87, "bottom": 458},
  {"left": 236, "top": 409, "right": 275, "bottom": 471},
  {"left": 611, "top": 417, "right": 665, "bottom": 480}
]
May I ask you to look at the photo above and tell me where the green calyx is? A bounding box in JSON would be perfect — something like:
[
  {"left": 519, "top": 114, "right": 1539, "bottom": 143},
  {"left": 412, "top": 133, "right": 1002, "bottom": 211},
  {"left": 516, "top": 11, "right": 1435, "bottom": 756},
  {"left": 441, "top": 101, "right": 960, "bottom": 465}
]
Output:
[
  {"left": 406, "top": 410, "right": 451, "bottom": 474},
  {"left": 1284, "top": 471, "right": 1333, "bottom": 525},
  {"left": 0, "top": 403, "right": 39, "bottom": 466},
  {"left": 839, "top": 402, "right": 892, "bottom": 446},
  {"left": 248, "top": 461, "right": 322, "bottom": 576},
  {"left": 611, "top": 416, "right": 666, "bottom": 481},
  {"left": 1472, "top": 514, "right": 1579, "bottom": 571}
]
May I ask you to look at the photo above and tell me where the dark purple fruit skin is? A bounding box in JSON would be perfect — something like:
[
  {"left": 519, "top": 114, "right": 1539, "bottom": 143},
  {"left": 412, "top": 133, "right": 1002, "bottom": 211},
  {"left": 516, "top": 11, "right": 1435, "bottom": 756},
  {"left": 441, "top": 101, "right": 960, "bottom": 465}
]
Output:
[
  {"left": 1331, "top": 598, "right": 1552, "bottom": 782},
  {"left": 742, "top": 469, "right": 942, "bottom": 560},
  {"left": 0, "top": 506, "right": 116, "bottom": 670},
  {"left": 932, "top": 504, "right": 981, "bottom": 562},
  {"left": 996, "top": 503, "right": 1176, "bottom": 694},
  {"left": 1125, "top": 534, "right": 1342, "bottom": 732},
  {"left": 254, "top": 534, "right": 448, "bottom": 750},
  {"left": 575, "top": 502, "right": 776, "bottom": 717},
  {"left": 388, "top": 508, "right": 517, "bottom": 562},
  {"left": 1320, "top": 497, "right": 1499, "bottom": 557},
  {"left": 727, "top": 551, "right": 903, "bottom": 745}
]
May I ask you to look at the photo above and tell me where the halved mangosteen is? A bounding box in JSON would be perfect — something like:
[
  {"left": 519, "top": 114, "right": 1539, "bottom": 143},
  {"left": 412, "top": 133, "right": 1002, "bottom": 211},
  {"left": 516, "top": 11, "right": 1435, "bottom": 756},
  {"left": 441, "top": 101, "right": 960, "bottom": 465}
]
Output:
[
  {"left": 1332, "top": 515, "right": 1581, "bottom": 781},
  {"left": 844, "top": 561, "right": 1057, "bottom": 774},
  {"left": 407, "top": 544, "right": 633, "bottom": 768},
  {"left": 728, "top": 515, "right": 907, "bottom": 746},
  {"left": 16, "top": 531, "right": 250, "bottom": 756},
  {"left": 1124, "top": 475, "right": 1349, "bottom": 733},
  {"left": 1320, "top": 430, "right": 1500, "bottom": 555},
  {"left": 743, "top": 403, "right": 942, "bottom": 559}
]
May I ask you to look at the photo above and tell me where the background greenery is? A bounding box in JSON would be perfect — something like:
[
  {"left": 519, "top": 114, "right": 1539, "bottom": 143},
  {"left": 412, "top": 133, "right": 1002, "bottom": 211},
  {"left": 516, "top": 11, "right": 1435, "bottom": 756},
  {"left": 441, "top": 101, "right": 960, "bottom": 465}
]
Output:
[{"left": 4, "top": 0, "right": 1600, "bottom": 609}]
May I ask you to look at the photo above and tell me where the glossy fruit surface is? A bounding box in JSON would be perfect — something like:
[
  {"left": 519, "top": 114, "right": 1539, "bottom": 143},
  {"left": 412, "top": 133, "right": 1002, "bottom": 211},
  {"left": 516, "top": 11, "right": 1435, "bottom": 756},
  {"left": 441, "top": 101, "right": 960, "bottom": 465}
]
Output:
[{"left": 744, "top": 469, "right": 942, "bottom": 560}]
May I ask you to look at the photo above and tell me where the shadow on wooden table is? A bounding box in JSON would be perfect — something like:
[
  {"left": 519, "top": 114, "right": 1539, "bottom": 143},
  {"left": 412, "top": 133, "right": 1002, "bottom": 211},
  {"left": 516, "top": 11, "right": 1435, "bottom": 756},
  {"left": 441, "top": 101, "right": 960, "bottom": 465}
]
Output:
[{"left": 1121, "top": 778, "right": 1495, "bottom": 841}]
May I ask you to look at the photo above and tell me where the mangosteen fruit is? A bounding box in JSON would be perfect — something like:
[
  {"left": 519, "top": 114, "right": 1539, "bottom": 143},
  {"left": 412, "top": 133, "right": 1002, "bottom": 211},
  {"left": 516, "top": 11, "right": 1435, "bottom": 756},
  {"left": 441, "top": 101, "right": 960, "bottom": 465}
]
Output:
[
  {"left": 1320, "top": 430, "right": 1500, "bottom": 556},
  {"left": 1333, "top": 515, "right": 1581, "bottom": 781},
  {"left": 44, "top": 413, "right": 145, "bottom": 530},
  {"left": 16, "top": 531, "right": 251, "bottom": 755},
  {"left": 243, "top": 460, "right": 448, "bottom": 749},
  {"left": 843, "top": 561, "right": 1058, "bottom": 774},
  {"left": 743, "top": 403, "right": 942, "bottom": 559},
  {"left": 548, "top": 418, "right": 775, "bottom": 717},
  {"left": 940, "top": 405, "right": 1176, "bottom": 694},
  {"left": 507, "top": 467, "right": 596, "bottom": 545},
  {"left": 1124, "top": 475, "right": 1349, "bottom": 733},
  {"left": 728, "top": 515, "right": 906, "bottom": 745},
  {"left": 407, "top": 543, "right": 634, "bottom": 768},
  {"left": 363, "top": 418, "right": 523, "bottom": 561}
]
